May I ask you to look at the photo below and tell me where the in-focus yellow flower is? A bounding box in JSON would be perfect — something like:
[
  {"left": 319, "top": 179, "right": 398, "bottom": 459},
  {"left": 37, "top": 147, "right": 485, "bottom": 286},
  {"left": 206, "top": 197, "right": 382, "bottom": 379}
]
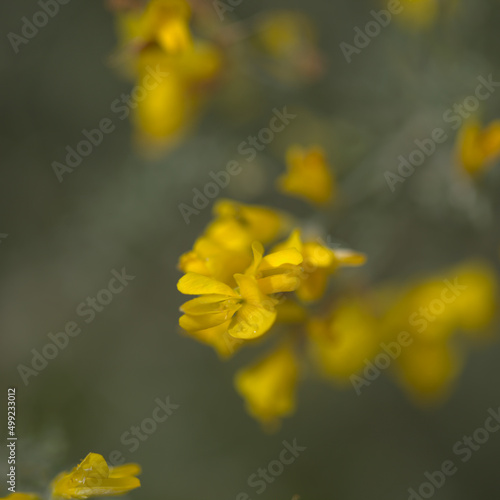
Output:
[
  {"left": 178, "top": 243, "right": 303, "bottom": 343},
  {"left": 1, "top": 494, "right": 40, "bottom": 500},
  {"left": 235, "top": 342, "right": 299, "bottom": 429},
  {"left": 119, "top": 0, "right": 192, "bottom": 54},
  {"left": 396, "top": 0, "right": 439, "bottom": 30},
  {"left": 178, "top": 200, "right": 290, "bottom": 288},
  {"left": 308, "top": 298, "right": 379, "bottom": 381},
  {"left": 457, "top": 119, "right": 500, "bottom": 175},
  {"left": 52, "top": 453, "right": 141, "bottom": 499},
  {"left": 178, "top": 272, "right": 277, "bottom": 343},
  {"left": 278, "top": 146, "right": 335, "bottom": 206},
  {"left": 178, "top": 235, "right": 253, "bottom": 287},
  {"left": 274, "top": 229, "right": 366, "bottom": 302}
]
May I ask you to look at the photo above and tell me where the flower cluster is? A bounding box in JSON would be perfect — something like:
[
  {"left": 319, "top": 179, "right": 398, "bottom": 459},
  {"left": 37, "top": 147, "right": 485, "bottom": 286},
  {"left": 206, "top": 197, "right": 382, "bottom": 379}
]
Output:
[
  {"left": 112, "top": 1, "right": 323, "bottom": 151},
  {"left": 1, "top": 453, "right": 140, "bottom": 500},
  {"left": 311, "top": 262, "right": 497, "bottom": 402},
  {"left": 177, "top": 146, "right": 368, "bottom": 428}
]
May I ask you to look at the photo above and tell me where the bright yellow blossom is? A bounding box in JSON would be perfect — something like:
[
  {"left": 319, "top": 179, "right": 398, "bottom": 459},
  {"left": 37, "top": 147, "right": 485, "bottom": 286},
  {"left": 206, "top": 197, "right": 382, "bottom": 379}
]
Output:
[
  {"left": 51, "top": 453, "right": 141, "bottom": 499},
  {"left": 178, "top": 200, "right": 291, "bottom": 288},
  {"left": 278, "top": 146, "right": 335, "bottom": 206},
  {"left": 235, "top": 342, "right": 299, "bottom": 429},
  {"left": 178, "top": 243, "right": 303, "bottom": 343},
  {"left": 457, "top": 119, "right": 500, "bottom": 175}
]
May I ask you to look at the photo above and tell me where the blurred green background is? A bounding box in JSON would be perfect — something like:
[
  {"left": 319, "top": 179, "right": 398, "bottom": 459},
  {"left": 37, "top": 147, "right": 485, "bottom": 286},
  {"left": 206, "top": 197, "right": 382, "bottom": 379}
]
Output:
[{"left": 2, "top": 1, "right": 500, "bottom": 499}]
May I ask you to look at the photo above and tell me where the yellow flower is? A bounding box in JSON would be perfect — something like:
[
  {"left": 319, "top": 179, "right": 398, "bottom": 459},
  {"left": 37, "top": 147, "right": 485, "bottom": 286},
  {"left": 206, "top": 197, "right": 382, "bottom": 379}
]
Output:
[
  {"left": 178, "top": 273, "right": 277, "bottom": 343},
  {"left": 235, "top": 342, "right": 299, "bottom": 429},
  {"left": 254, "top": 10, "right": 323, "bottom": 83},
  {"left": 246, "top": 241, "right": 303, "bottom": 295},
  {"left": 457, "top": 119, "right": 500, "bottom": 175},
  {"left": 396, "top": 0, "right": 439, "bottom": 30},
  {"left": 178, "top": 243, "right": 303, "bottom": 343},
  {"left": 308, "top": 298, "right": 379, "bottom": 381},
  {"left": 178, "top": 200, "right": 290, "bottom": 288},
  {"left": 51, "top": 453, "right": 141, "bottom": 499},
  {"left": 133, "top": 41, "right": 221, "bottom": 149},
  {"left": 278, "top": 146, "right": 335, "bottom": 206},
  {"left": 119, "top": 0, "right": 192, "bottom": 54},
  {"left": 395, "top": 341, "right": 461, "bottom": 402},
  {"left": 208, "top": 199, "right": 290, "bottom": 247},
  {"left": 274, "top": 229, "right": 366, "bottom": 302},
  {"left": 1, "top": 495, "right": 40, "bottom": 500},
  {"left": 178, "top": 235, "right": 253, "bottom": 287},
  {"left": 381, "top": 261, "right": 497, "bottom": 401}
]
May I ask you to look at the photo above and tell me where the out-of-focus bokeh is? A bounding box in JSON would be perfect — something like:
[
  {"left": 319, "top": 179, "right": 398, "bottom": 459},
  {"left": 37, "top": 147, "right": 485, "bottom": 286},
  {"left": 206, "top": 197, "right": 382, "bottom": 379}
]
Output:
[{"left": 2, "top": 0, "right": 500, "bottom": 499}]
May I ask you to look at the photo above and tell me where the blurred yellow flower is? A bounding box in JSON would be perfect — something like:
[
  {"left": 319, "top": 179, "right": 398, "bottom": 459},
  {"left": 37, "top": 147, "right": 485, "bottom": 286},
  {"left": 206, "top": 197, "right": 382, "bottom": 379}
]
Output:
[
  {"left": 52, "top": 453, "right": 141, "bottom": 499},
  {"left": 396, "top": 0, "right": 439, "bottom": 30},
  {"left": 235, "top": 342, "right": 299, "bottom": 429},
  {"left": 254, "top": 10, "right": 323, "bottom": 83},
  {"left": 278, "top": 146, "right": 335, "bottom": 206},
  {"left": 132, "top": 41, "right": 222, "bottom": 149},
  {"left": 395, "top": 338, "right": 461, "bottom": 402},
  {"left": 119, "top": 0, "right": 192, "bottom": 54},
  {"left": 308, "top": 298, "right": 379, "bottom": 381},
  {"left": 457, "top": 119, "right": 500, "bottom": 175},
  {"left": 384, "top": 261, "right": 497, "bottom": 401}
]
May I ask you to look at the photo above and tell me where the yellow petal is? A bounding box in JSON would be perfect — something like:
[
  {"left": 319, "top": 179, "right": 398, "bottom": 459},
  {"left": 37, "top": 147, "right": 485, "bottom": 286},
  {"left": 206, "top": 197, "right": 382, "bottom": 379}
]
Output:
[
  {"left": 229, "top": 302, "right": 277, "bottom": 339},
  {"left": 109, "top": 464, "right": 142, "bottom": 478},
  {"left": 183, "top": 320, "right": 244, "bottom": 358},
  {"left": 261, "top": 248, "right": 303, "bottom": 269},
  {"left": 177, "top": 273, "right": 237, "bottom": 297},
  {"left": 0, "top": 494, "right": 41, "bottom": 500},
  {"left": 180, "top": 295, "right": 240, "bottom": 315},
  {"left": 235, "top": 342, "right": 299, "bottom": 428},
  {"left": 51, "top": 453, "right": 141, "bottom": 499},
  {"left": 257, "top": 273, "right": 302, "bottom": 295},
  {"left": 179, "top": 308, "right": 239, "bottom": 331}
]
